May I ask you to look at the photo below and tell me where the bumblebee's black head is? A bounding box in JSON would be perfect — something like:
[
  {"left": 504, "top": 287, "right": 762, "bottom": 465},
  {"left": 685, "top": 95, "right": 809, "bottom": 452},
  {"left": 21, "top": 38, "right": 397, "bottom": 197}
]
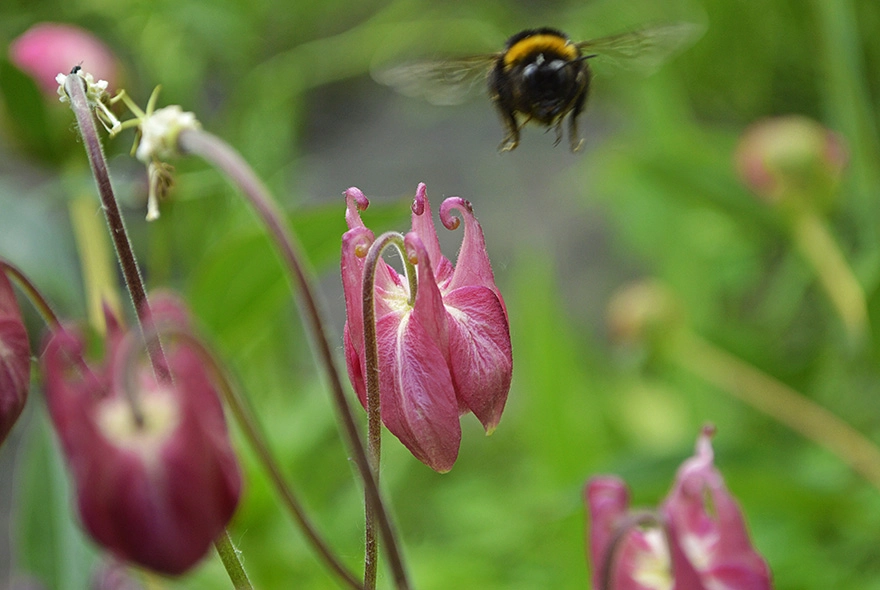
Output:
[{"left": 520, "top": 53, "right": 584, "bottom": 118}]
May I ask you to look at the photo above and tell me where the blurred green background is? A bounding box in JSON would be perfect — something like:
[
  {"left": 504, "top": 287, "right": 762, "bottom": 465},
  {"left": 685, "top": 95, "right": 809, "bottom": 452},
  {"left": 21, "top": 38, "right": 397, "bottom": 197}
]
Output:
[{"left": 2, "top": 0, "right": 880, "bottom": 588}]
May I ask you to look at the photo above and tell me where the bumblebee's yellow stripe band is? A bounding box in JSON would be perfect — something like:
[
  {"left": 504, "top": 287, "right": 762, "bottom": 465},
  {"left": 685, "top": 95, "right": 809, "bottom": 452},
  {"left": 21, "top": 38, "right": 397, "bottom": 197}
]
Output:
[{"left": 503, "top": 34, "right": 577, "bottom": 67}]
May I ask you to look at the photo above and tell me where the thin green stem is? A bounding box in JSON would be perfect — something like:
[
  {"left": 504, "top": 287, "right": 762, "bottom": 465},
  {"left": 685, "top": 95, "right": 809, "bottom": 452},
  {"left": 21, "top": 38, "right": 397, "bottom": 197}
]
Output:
[
  {"left": 790, "top": 211, "right": 868, "bottom": 344},
  {"left": 67, "top": 193, "right": 123, "bottom": 334},
  {"left": 176, "top": 128, "right": 409, "bottom": 589},
  {"left": 360, "top": 231, "right": 410, "bottom": 590},
  {"left": 673, "top": 330, "right": 880, "bottom": 493},
  {"left": 214, "top": 529, "right": 254, "bottom": 590}
]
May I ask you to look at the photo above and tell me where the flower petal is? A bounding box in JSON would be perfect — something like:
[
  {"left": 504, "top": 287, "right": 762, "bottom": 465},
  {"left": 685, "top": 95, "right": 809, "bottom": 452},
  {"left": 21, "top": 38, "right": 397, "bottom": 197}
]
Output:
[
  {"left": 443, "top": 285, "right": 511, "bottom": 432},
  {"left": 440, "top": 197, "right": 503, "bottom": 306},
  {"left": 373, "top": 234, "right": 460, "bottom": 472},
  {"left": 341, "top": 225, "right": 405, "bottom": 407},
  {"left": 662, "top": 426, "right": 772, "bottom": 589},
  {"left": 411, "top": 183, "right": 454, "bottom": 287},
  {"left": 0, "top": 270, "right": 29, "bottom": 446}
]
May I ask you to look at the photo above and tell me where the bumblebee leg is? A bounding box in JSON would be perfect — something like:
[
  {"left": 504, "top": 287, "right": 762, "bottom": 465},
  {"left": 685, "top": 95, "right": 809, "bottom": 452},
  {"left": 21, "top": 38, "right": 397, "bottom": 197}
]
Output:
[
  {"left": 568, "top": 113, "right": 584, "bottom": 152},
  {"left": 568, "top": 70, "right": 590, "bottom": 152},
  {"left": 553, "top": 119, "right": 564, "bottom": 146},
  {"left": 498, "top": 110, "right": 520, "bottom": 152}
]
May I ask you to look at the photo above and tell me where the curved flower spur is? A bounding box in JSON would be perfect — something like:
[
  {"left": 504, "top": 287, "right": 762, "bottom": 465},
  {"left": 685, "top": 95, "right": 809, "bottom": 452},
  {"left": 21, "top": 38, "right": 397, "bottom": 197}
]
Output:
[{"left": 341, "top": 184, "right": 512, "bottom": 472}]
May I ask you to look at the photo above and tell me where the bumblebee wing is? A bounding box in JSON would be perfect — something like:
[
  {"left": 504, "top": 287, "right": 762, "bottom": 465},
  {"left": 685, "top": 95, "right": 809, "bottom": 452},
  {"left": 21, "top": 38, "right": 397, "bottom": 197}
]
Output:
[
  {"left": 576, "top": 22, "right": 703, "bottom": 73},
  {"left": 372, "top": 54, "right": 498, "bottom": 106}
]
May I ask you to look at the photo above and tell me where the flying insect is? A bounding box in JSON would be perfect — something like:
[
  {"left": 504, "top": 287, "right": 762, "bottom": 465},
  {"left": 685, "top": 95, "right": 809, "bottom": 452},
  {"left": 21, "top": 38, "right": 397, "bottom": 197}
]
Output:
[{"left": 374, "top": 22, "right": 701, "bottom": 152}]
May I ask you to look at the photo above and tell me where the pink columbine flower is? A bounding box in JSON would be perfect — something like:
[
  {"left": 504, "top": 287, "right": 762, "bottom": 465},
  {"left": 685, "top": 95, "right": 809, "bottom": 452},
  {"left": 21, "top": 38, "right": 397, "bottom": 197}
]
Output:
[
  {"left": 41, "top": 294, "right": 241, "bottom": 575},
  {"left": 9, "top": 22, "right": 119, "bottom": 98},
  {"left": 0, "top": 269, "right": 30, "bottom": 447},
  {"left": 586, "top": 426, "right": 772, "bottom": 590},
  {"left": 341, "top": 184, "right": 512, "bottom": 472}
]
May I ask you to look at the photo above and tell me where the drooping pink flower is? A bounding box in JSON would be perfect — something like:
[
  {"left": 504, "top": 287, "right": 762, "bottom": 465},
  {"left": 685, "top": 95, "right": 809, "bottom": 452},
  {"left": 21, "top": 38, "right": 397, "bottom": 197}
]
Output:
[
  {"left": 41, "top": 295, "right": 241, "bottom": 575},
  {"left": 0, "top": 269, "right": 30, "bottom": 447},
  {"left": 9, "top": 22, "right": 119, "bottom": 98},
  {"left": 586, "top": 427, "right": 772, "bottom": 590},
  {"left": 341, "top": 184, "right": 512, "bottom": 472}
]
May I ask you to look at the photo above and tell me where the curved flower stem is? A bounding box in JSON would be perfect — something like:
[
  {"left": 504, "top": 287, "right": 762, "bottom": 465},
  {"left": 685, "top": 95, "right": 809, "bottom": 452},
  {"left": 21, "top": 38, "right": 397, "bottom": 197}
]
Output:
[
  {"left": 0, "top": 259, "right": 61, "bottom": 329},
  {"left": 176, "top": 128, "right": 410, "bottom": 589},
  {"left": 163, "top": 330, "right": 362, "bottom": 589},
  {"left": 63, "top": 73, "right": 168, "bottom": 385},
  {"left": 672, "top": 330, "right": 880, "bottom": 493},
  {"left": 360, "top": 232, "right": 412, "bottom": 590},
  {"left": 790, "top": 210, "right": 869, "bottom": 345},
  {"left": 214, "top": 529, "right": 254, "bottom": 590}
]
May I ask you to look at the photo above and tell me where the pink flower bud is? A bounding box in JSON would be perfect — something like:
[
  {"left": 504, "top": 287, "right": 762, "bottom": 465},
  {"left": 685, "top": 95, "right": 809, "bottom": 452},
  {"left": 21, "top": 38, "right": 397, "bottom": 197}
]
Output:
[
  {"left": 0, "top": 269, "right": 30, "bottom": 447},
  {"left": 9, "top": 23, "right": 119, "bottom": 98},
  {"left": 606, "top": 280, "right": 682, "bottom": 348},
  {"left": 341, "top": 184, "right": 512, "bottom": 472},
  {"left": 735, "top": 115, "right": 847, "bottom": 209},
  {"left": 41, "top": 296, "right": 241, "bottom": 575}
]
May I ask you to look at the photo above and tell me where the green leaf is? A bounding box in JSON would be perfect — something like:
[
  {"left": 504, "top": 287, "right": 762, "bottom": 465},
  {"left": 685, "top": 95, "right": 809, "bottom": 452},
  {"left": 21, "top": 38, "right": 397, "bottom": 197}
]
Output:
[{"left": 14, "top": 407, "right": 94, "bottom": 589}]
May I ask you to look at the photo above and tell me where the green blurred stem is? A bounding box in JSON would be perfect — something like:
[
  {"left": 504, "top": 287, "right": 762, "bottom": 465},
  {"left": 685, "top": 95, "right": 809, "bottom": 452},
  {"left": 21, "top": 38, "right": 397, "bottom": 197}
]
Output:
[
  {"left": 177, "top": 128, "right": 409, "bottom": 590},
  {"left": 0, "top": 259, "right": 61, "bottom": 329},
  {"left": 790, "top": 211, "right": 868, "bottom": 344},
  {"left": 214, "top": 529, "right": 253, "bottom": 590},
  {"left": 360, "top": 232, "right": 413, "bottom": 590},
  {"left": 68, "top": 192, "right": 122, "bottom": 335},
  {"left": 63, "top": 74, "right": 168, "bottom": 387},
  {"left": 672, "top": 330, "right": 880, "bottom": 493}
]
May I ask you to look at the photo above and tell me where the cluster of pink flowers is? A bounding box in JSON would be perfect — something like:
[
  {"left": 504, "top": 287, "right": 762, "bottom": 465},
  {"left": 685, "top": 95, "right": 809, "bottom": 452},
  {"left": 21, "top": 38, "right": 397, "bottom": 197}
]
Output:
[{"left": 587, "top": 427, "right": 773, "bottom": 589}]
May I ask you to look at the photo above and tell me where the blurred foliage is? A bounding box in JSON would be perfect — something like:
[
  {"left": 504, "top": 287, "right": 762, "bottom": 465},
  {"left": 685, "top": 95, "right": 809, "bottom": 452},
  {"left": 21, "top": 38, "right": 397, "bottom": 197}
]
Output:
[{"left": 2, "top": 0, "right": 880, "bottom": 588}]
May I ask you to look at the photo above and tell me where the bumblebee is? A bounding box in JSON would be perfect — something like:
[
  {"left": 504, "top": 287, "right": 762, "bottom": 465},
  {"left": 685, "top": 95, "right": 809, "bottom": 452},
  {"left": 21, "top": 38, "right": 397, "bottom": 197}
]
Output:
[{"left": 375, "top": 23, "right": 700, "bottom": 152}]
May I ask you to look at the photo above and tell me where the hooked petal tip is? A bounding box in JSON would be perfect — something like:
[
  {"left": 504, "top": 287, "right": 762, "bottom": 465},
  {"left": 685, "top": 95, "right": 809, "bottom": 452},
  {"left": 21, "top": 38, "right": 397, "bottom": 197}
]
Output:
[
  {"left": 439, "top": 197, "right": 473, "bottom": 231},
  {"left": 412, "top": 183, "right": 428, "bottom": 216},
  {"left": 345, "top": 187, "right": 369, "bottom": 228}
]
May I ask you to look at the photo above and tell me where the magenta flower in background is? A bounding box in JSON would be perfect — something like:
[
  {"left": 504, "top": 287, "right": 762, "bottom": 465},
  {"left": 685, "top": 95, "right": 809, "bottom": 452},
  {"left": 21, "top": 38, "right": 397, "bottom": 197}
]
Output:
[
  {"left": 9, "top": 22, "right": 119, "bottom": 98},
  {"left": 586, "top": 426, "right": 772, "bottom": 590},
  {"left": 0, "top": 269, "right": 30, "bottom": 447},
  {"left": 41, "top": 294, "right": 241, "bottom": 575},
  {"left": 341, "top": 184, "right": 512, "bottom": 472}
]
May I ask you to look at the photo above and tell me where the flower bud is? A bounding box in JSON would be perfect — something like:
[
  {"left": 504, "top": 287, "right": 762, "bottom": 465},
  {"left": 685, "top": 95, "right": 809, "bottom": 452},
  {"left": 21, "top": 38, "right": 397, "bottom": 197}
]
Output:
[
  {"left": 735, "top": 115, "right": 847, "bottom": 211},
  {"left": 41, "top": 296, "right": 241, "bottom": 575},
  {"left": 9, "top": 23, "right": 119, "bottom": 98},
  {"left": 606, "top": 280, "right": 682, "bottom": 349},
  {"left": 0, "top": 269, "right": 30, "bottom": 447}
]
